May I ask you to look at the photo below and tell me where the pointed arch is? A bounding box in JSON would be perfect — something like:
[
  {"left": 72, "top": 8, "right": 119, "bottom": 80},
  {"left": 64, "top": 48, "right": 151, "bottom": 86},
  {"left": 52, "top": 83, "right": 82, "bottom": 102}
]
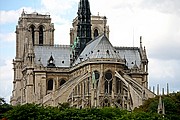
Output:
[
  {"left": 93, "top": 29, "right": 99, "bottom": 38},
  {"left": 104, "top": 70, "right": 113, "bottom": 94},
  {"left": 29, "top": 25, "right": 35, "bottom": 45},
  {"left": 47, "top": 79, "right": 53, "bottom": 90},
  {"left": 39, "top": 25, "right": 44, "bottom": 45}
]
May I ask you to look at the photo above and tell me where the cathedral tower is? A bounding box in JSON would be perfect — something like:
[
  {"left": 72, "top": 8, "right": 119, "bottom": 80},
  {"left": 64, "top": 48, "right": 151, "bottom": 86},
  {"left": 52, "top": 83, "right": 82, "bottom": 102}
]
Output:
[
  {"left": 73, "top": 0, "right": 92, "bottom": 59},
  {"left": 11, "top": 10, "right": 54, "bottom": 105}
]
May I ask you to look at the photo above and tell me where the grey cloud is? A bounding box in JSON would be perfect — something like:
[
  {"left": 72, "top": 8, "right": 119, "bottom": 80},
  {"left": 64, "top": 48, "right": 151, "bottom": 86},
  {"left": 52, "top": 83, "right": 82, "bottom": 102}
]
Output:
[
  {"left": 140, "top": 0, "right": 180, "bottom": 15},
  {"left": 149, "top": 41, "right": 180, "bottom": 60}
]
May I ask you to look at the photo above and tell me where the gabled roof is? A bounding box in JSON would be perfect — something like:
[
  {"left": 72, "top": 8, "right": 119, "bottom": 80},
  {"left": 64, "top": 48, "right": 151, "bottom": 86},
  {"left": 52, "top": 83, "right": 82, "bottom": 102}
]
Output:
[
  {"left": 115, "top": 47, "right": 141, "bottom": 69},
  {"left": 74, "top": 34, "right": 122, "bottom": 65},
  {"left": 34, "top": 45, "right": 71, "bottom": 67}
]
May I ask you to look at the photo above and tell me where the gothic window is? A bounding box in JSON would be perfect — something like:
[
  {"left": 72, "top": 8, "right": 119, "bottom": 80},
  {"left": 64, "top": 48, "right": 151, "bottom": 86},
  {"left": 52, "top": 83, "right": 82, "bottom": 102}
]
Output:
[
  {"left": 94, "top": 29, "right": 99, "bottom": 38},
  {"left": 39, "top": 25, "right": 44, "bottom": 45},
  {"left": 30, "top": 25, "right": 35, "bottom": 45},
  {"left": 104, "top": 70, "right": 113, "bottom": 94},
  {"left": 60, "top": 79, "right": 66, "bottom": 86},
  {"left": 47, "top": 79, "right": 53, "bottom": 90}
]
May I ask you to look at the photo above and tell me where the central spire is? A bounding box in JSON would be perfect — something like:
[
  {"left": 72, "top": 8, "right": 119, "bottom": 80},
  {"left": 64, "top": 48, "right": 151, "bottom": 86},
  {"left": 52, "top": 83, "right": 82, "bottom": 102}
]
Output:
[{"left": 76, "top": 0, "right": 92, "bottom": 56}]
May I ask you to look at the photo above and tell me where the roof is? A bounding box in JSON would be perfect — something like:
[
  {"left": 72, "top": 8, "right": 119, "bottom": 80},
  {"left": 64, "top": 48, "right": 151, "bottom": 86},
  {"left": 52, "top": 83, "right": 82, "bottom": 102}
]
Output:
[
  {"left": 74, "top": 34, "right": 122, "bottom": 65},
  {"left": 115, "top": 47, "right": 141, "bottom": 69},
  {"left": 34, "top": 45, "right": 71, "bottom": 67}
]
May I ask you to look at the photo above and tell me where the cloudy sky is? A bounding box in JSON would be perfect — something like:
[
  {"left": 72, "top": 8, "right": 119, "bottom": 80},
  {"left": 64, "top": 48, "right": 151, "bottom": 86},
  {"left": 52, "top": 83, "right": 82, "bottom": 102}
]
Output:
[{"left": 0, "top": 0, "right": 180, "bottom": 102}]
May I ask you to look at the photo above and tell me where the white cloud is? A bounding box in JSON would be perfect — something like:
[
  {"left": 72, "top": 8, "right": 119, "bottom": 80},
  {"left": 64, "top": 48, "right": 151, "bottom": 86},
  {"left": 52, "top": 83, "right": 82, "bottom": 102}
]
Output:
[
  {"left": 149, "top": 58, "right": 180, "bottom": 93},
  {"left": 0, "top": 59, "right": 13, "bottom": 103},
  {"left": 0, "top": 10, "right": 19, "bottom": 24},
  {"left": 40, "top": 0, "right": 78, "bottom": 15},
  {"left": 0, "top": 7, "right": 34, "bottom": 25},
  {"left": 0, "top": 32, "right": 15, "bottom": 42}
]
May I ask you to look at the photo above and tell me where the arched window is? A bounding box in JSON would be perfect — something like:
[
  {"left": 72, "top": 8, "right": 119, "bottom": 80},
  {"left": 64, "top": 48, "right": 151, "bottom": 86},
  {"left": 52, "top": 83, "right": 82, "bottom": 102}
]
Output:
[
  {"left": 39, "top": 25, "right": 44, "bottom": 45},
  {"left": 60, "top": 79, "right": 66, "bottom": 86},
  {"left": 104, "top": 70, "right": 113, "bottom": 94},
  {"left": 94, "top": 29, "right": 99, "bottom": 38},
  {"left": 47, "top": 79, "right": 53, "bottom": 90},
  {"left": 30, "top": 25, "right": 35, "bottom": 45}
]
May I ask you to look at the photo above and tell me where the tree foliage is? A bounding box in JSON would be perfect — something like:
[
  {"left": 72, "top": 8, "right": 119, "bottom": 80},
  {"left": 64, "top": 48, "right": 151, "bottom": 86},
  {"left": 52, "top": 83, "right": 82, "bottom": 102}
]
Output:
[
  {"left": 1, "top": 92, "right": 180, "bottom": 120},
  {"left": 0, "top": 97, "right": 12, "bottom": 119},
  {"left": 135, "top": 92, "right": 180, "bottom": 120}
]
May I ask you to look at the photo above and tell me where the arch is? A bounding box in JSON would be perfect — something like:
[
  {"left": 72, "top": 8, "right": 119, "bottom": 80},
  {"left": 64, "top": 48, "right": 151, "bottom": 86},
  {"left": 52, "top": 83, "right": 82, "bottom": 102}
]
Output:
[
  {"left": 60, "top": 79, "right": 66, "bottom": 86},
  {"left": 47, "top": 79, "right": 53, "bottom": 90},
  {"left": 29, "top": 25, "right": 35, "bottom": 45},
  {"left": 105, "top": 70, "right": 112, "bottom": 80},
  {"left": 104, "top": 70, "right": 113, "bottom": 94},
  {"left": 39, "top": 25, "right": 44, "bottom": 45},
  {"left": 93, "top": 28, "right": 99, "bottom": 38}
]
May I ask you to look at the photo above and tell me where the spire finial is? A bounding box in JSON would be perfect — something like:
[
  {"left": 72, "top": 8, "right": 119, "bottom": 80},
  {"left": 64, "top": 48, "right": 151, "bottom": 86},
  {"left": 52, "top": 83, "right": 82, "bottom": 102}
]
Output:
[
  {"left": 157, "top": 84, "right": 159, "bottom": 95},
  {"left": 140, "top": 36, "right": 142, "bottom": 44},
  {"left": 140, "top": 36, "right": 143, "bottom": 49},
  {"left": 103, "top": 16, "right": 107, "bottom": 34},
  {"left": 22, "top": 9, "right": 25, "bottom": 16},
  {"left": 167, "top": 83, "right": 169, "bottom": 95}
]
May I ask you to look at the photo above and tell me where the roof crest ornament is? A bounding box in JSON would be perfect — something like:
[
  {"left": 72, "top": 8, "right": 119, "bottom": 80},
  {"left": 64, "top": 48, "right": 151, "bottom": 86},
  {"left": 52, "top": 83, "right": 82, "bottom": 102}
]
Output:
[{"left": 103, "top": 16, "right": 107, "bottom": 35}]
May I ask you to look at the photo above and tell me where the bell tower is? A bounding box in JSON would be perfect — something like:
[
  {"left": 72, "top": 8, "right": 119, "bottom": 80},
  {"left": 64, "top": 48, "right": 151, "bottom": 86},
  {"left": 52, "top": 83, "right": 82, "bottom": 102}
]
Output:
[
  {"left": 11, "top": 10, "right": 55, "bottom": 105},
  {"left": 15, "top": 10, "right": 54, "bottom": 59}
]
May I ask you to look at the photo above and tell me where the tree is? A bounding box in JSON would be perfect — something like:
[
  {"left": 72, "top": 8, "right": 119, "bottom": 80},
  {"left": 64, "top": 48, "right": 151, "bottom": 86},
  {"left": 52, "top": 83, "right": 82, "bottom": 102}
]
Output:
[
  {"left": 0, "top": 97, "right": 12, "bottom": 119},
  {"left": 134, "top": 92, "right": 180, "bottom": 120}
]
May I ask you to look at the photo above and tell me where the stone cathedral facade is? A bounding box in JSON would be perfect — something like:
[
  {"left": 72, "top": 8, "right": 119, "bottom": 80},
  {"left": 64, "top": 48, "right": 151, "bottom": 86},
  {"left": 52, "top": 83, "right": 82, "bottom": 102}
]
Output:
[{"left": 11, "top": 0, "right": 155, "bottom": 110}]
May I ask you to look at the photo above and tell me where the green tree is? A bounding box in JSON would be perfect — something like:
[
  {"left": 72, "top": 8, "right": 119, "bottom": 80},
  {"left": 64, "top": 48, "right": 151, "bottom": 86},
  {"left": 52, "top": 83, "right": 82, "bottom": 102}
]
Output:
[{"left": 0, "top": 97, "right": 12, "bottom": 119}]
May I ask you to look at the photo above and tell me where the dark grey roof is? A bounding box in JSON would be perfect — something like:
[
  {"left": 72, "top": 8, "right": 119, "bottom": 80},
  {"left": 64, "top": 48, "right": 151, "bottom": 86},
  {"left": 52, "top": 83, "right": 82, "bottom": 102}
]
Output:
[
  {"left": 115, "top": 47, "right": 141, "bottom": 69},
  {"left": 34, "top": 45, "right": 71, "bottom": 67},
  {"left": 74, "top": 34, "right": 122, "bottom": 64}
]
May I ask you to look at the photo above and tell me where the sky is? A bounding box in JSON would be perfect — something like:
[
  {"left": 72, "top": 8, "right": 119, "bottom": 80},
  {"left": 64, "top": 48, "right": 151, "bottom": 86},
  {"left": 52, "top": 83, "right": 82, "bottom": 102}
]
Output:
[{"left": 0, "top": 0, "right": 180, "bottom": 103}]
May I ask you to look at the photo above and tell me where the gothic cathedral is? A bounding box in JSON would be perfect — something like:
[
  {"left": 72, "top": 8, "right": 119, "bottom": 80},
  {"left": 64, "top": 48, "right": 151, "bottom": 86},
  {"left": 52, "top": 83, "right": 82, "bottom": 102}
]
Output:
[{"left": 11, "top": 0, "right": 155, "bottom": 110}]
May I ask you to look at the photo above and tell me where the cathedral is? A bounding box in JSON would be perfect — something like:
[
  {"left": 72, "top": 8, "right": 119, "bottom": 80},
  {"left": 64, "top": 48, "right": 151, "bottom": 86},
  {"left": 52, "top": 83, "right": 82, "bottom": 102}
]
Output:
[{"left": 10, "top": 0, "right": 155, "bottom": 110}]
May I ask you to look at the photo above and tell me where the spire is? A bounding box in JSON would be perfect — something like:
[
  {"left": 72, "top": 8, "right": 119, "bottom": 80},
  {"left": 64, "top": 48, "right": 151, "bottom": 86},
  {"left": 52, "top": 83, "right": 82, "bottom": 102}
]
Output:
[
  {"left": 157, "top": 84, "right": 159, "bottom": 95},
  {"left": 157, "top": 95, "right": 165, "bottom": 115},
  {"left": 162, "top": 88, "right": 164, "bottom": 95},
  {"left": 167, "top": 83, "right": 169, "bottom": 95},
  {"left": 103, "top": 16, "right": 107, "bottom": 34},
  {"left": 21, "top": 9, "right": 25, "bottom": 16},
  {"left": 140, "top": 36, "right": 143, "bottom": 49},
  {"left": 157, "top": 96, "right": 162, "bottom": 113},
  {"left": 75, "top": 0, "right": 92, "bottom": 58}
]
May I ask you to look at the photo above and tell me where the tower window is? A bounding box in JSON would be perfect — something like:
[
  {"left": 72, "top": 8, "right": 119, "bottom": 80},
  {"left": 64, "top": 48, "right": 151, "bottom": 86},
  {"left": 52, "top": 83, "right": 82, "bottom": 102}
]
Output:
[
  {"left": 47, "top": 79, "right": 53, "bottom": 90},
  {"left": 94, "top": 29, "right": 99, "bottom": 38},
  {"left": 39, "top": 25, "right": 44, "bottom": 45},
  {"left": 30, "top": 25, "right": 35, "bottom": 45}
]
